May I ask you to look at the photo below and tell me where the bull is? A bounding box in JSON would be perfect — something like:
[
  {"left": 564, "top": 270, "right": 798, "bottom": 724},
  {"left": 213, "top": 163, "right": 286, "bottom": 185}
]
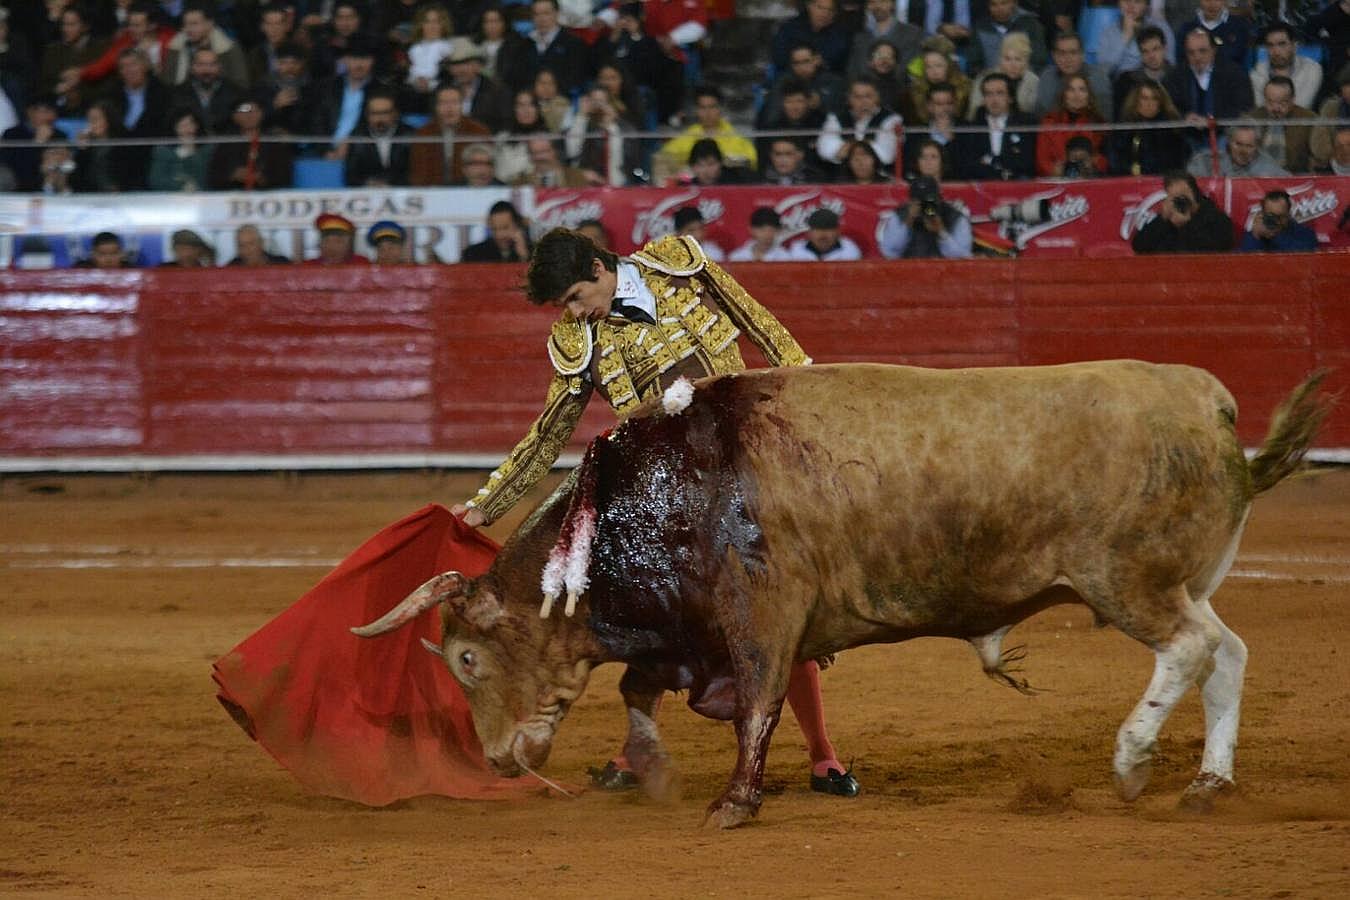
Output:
[{"left": 355, "top": 361, "right": 1330, "bottom": 828}]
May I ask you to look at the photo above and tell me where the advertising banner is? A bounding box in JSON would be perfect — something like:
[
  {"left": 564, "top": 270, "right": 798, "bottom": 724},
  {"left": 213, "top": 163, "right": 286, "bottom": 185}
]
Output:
[
  {"left": 0, "top": 187, "right": 518, "bottom": 268},
  {"left": 527, "top": 176, "right": 1350, "bottom": 258}
]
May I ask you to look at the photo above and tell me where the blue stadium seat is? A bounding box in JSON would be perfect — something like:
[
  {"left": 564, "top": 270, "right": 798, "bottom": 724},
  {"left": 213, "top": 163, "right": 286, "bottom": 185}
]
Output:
[
  {"left": 402, "top": 114, "right": 429, "bottom": 130},
  {"left": 1078, "top": 6, "right": 1122, "bottom": 66},
  {"left": 55, "top": 117, "right": 88, "bottom": 139},
  {"left": 513, "top": 19, "right": 532, "bottom": 36},
  {"left": 292, "top": 158, "right": 346, "bottom": 188}
]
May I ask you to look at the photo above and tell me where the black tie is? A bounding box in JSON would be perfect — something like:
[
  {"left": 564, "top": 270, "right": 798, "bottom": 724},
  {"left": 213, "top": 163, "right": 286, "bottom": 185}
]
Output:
[{"left": 612, "top": 302, "right": 655, "bottom": 325}]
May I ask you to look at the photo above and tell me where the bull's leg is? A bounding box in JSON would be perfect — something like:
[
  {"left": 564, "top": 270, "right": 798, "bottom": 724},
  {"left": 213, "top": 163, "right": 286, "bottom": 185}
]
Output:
[
  {"left": 1181, "top": 599, "right": 1247, "bottom": 811},
  {"left": 705, "top": 696, "right": 785, "bottom": 829},
  {"left": 1114, "top": 600, "right": 1221, "bottom": 801},
  {"left": 618, "top": 667, "right": 680, "bottom": 802}
]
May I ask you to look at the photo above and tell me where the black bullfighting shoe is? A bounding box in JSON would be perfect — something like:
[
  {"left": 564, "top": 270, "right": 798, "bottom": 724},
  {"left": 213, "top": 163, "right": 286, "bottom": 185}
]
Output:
[
  {"left": 810, "top": 767, "right": 861, "bottom": 797},
  {"left": 587, "top": 760, "right": 639, "bottom": 791}
]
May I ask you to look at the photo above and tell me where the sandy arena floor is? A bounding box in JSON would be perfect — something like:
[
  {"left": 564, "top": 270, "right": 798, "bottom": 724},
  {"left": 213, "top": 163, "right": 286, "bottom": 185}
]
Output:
[{"left": 3, "top": 469, "right": 1349, "bottom": 898}]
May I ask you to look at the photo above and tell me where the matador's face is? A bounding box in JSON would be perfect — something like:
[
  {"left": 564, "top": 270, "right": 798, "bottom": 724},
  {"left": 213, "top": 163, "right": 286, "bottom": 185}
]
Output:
[{"left": 557, "top": 258, "right": 618, "bottom": 323}]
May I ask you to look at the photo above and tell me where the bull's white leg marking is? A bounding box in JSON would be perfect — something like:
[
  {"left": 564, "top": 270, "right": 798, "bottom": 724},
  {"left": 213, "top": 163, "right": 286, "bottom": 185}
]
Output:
[
  {"left": 1190, "top": 508, "right": 1250, "bottom": 606},
  {"left": 1192, "top": 599, "right": 1247, "bottom": 787},
  {"left": 1114, "top": 612, "right": 1220, "bottom": 801},
  {"left": 970, "top": 626, "right": 1011, "bottom": 671}
]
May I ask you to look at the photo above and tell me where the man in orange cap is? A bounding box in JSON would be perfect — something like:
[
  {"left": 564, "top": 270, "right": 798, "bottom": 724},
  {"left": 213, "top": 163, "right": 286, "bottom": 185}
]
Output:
[{"left": 306, "top": 213, "right": 370, "bottom": 265}]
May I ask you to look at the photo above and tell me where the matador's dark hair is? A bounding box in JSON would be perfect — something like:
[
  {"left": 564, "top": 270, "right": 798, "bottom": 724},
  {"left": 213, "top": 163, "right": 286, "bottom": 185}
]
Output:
[{"left": 524, "top": 227, "right": 619, "bottom": 305}]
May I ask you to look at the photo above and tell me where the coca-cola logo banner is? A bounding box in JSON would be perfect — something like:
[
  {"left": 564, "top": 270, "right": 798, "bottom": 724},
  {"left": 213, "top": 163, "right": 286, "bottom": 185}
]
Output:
[{"left": 527, "top": 177, "right": 1350, "bottom": 259}]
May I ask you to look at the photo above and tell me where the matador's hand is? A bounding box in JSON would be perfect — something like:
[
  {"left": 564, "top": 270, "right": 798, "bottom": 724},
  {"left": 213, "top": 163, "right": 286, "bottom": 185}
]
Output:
[{"left": 451, "top": 504, "right": 486, "bottom": 527}]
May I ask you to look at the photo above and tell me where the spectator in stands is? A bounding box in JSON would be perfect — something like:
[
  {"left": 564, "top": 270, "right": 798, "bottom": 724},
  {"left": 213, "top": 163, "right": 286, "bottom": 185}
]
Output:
[
  {"left": 577, "top": 217, "right": 611, "bottom": 249},
  {"left": 458, "top": 141, "right": 505, "bottom": 185},
  {"left": 1175, "top": 0, "right": 1252, "bottom": 69},
  {"left": 761, "top": 136, "right": 821, "bottom": 184},
  {"left": 900, "top": 81, "right": 959, "bottom": 179},
  {"left": 368, "top": 219, "right": 411, "bottom": 265},
  {"left": 1187, "top": 123, "right": 1290, "bottom": 175},
  {"left": 967, "top": 0, "right": 1049, "bottom": 75},
  {"left": 1131, "top": 170, "right": 1234, "bottom": 253},
  {"left": 1034, "top": 31, "right": 1114, "bottom": 119},
  {"left": 259, "top": 42, "right": 310, "bottom": 134},
  {"left": 1096, "top": 0, "right": 1174, "bottom": 79},
  {"left": 685, "top": 136, "right": 750, "bottom": 185},
  {"left": 593, "top": 61, "right": 648, "bottom": 132},
  {"left": 343, "top": 87, "right": 413, "bottom": 186},
  {"left": 0, "top": 7, "right": 36, "bottom": 111},
  {"left": 1239, "top": 188, "right": 1318, "bottom": 252},
  {"left": 210, "top": 97, "right": 295, "bottom": 189},
  {"left": 905, "top": 42, "right": 973, "bottom": 123},
  {"left": 817, "top": 75, "right": 901, "bottom": 177},
  {"left": 248, "top": 2, "right": 296, "bottom": 87},
  {"left": 311, "top": 36, "right": 382, "bottom": 149},
  {"left": 442, "top": 41, "right": 513, "bottom": 132},
  {"left": 148, "top": 107, "right": 213, "bottom": 191},
  {"left": 1321, "top": 126, "right": 1350, "bottom": 175},
  {"left": 596, "top": 0, "right": 710, "bottom": 70},
  {"left": 108, "top": 48, "right": 170, "bottom": 140},
  {"left": 513, "top": 0, "right": 590, "bottom": 95},
  {"left": 593, "top": 3, "right": 684, "bottom": 124},
  {"left": 171, "top": 47, "right": 244, "bottom": 134},
  {"left": 762, "top": 43, "right": 846, "bottom": 122},
  {"left": 755, "top": 78, "right": 828, "bottom": 177},
  {"left": 566, "top": 85, "right": 640, "bottom": 186},
  {"left": 672, "top": 205, "right": 727, "bottom": 260},
  {"left": 847, "top": 0, "right": 924, "bottom": 82},
  {"left": 77, "top": 231, "right": 133, "bottom": 268},
  {"left": 161, "top": 229, "right": 213, "bottom": 267},
  {"left": 62, "top": 2, "right": 174, "bottom": 98},
  {"left": 41, "top": 4, "right": 107, "bottom": 108},
  {"left": 1036, "top": 73, "right": 1108, "bottom": 176},
  {"left": 309, "top": 1, "right": 378, "bottom": 83},
  {"left": 494, "top": 89, "right": 546, "bottom": 183},
  {"left": 1251, "top": 21, "right": 1322, "bottom": 109},
  {"left": 1111, "top": 24, "right": 1173, "bottom": 112},
  {"left": 956, "top": 71, "right": 1038, "bottom": 180},
  {"left": 1307, "top": 1, "right": 1350, "bottom": 95},
  {"left": 730, "top": 206, "right": 792, "bottom": 261},
  {"left": 1109, "top": 81, "right": 1187, "bottom": 175},
  {"left": 836, "top": 139, "right": 890, "bottom": 184},
  {"left": 1250, "top": 76, "right": 1316, "bottom": 172},
  {"left": 788, "top": 207, "right": 861, "bottom": 260},
  {"left": 474, "top": 6, "right": 523, "bottom": 84},
  {"left": 163, "top": 1, "right": 249, "bottom": 89},
  {"left": 306, "top": 213, "right": 370, "bottom": 265},
  {"left": 967, "top": 31, "right": 1040, "bottom": 116},
  {"left": 879, "top": 175, "right": 973, "bottom": 259},
  {"left": 227, "top": 224, "right": 291, "bottom": 266},
  {"left": 1, "top": 95, "right": 69, "bottom": 192},
  {"left": 771, "top": 0, "right": 852, "bottom": 75},
  {"left": 660, "top": 84, "right": 757, "bottom": 171},
  {"left": 405, "top": 4, "right": 458, "bottom": 104},
  {"left": 409, "top": 83, "right": 492, "bottom": 185},
  {"left": 1312, "top": 64, "right": 1350, "bottom": 169},
  {"left": 909, "top": 137, "right": 952, "bottom": 183},
  {"left": 461, "top": 200, "right": 531, "bottom": 262},
  {"left": 73, "top": 100, "right": 135, "bottom": 191},
  {"left": 516, "top": 135, "right": 589, "bottom": 186},
  {"left": 38, "top": 144, "right": 78, "bottom": 195},
  {"left": 1164, "top": 28, "right": 1253, "bottom": 130},
  {"left": 855, "top": 39, "right": 906, "bottom": 113},
  {"left": 532, "top": 67, "right": 571, "bottom": 132}
]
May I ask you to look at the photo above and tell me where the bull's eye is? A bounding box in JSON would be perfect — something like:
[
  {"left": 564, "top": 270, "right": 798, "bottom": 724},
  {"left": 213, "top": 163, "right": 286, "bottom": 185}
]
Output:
[{"left": 460, "top": 650, "right": 476, "bottom": 672}]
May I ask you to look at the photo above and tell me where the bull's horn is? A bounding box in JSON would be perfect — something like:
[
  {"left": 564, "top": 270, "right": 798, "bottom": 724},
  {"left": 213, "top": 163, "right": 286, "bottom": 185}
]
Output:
[
  {"left": 539, "top": 591, "right": 558, "bottom": 618},
  {"left": 420, "top": 638, "right": 444, "bottom": 658},
  {"left": 351, "top": 571, "right": 467, "bottom": 638},
  {"left": 564, "top": 589, "right": 580, "bottom": 617}
]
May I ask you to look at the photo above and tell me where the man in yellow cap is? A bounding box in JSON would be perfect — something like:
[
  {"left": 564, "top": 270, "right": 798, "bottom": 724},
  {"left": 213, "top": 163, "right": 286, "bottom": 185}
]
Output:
[
  {"left": 306, "top": 213, "right": 370, "bottom": 265},
  {"left": 367, "top": 219, "right": 409, "bottom": 265}
]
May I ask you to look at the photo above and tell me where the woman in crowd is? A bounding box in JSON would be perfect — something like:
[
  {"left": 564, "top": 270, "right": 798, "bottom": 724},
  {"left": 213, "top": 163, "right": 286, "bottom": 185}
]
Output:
[
  {"left": 73, "top": 100, "right": 134, "bottom": 192},
  {"left": 1110, "top": 81, "right": 1187, "bottom": 176},
  {"left": 494, "top": 89, "right": 546, "bottom": 183},
  {"left": 904, "top": 41, "right": 971, "bottom": 124},
  {"left": 837, "top": 139, "right": 890, "bottom": 184},
  {"left": 533, "top": 67, "right": 572, "bottom": 132},
  {"left": 908, "top": 137, "right": 953, "bottom": 184},
  {"left": 148, "top": 107, "right": 213, "bottom": 192},
  {"left": 405, "top": 4, "right": 459, "bottom": 100},
  {"left": 565, "top": 85, "right": 640, "bottom": 185},
  {"left": 859, "top": 38, "right": 905, "bottom": 115},
  {"left": 594, "top": 61, "right": 647, "bottom": 130},
  {"left": 966, "top": 32, "right": 1039, "bottom": 118},
  {"left": 476, "top": 5, "right": 529, "bottom": 86},
  {"left": 1036, "top": 74, "right": 1109, "bottom": 177}
]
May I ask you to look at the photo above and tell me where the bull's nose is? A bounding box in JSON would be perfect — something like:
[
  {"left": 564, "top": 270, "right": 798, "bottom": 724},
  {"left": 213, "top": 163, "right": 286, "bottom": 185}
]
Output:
[{"left": 488, "top": 757, "right": 523, "bottom": 778}]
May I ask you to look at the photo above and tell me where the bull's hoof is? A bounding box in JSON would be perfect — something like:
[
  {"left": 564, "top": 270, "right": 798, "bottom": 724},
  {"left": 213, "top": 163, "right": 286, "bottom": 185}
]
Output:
[
  {"left": 1113, "top": 760, "right": 1152, "bottom": 802},
  {"left": 1179, "top": 772, "right": 1235, "bottom": 813},
  {"left": 704, "top": 798, "right": 757, "bottom": 830}
]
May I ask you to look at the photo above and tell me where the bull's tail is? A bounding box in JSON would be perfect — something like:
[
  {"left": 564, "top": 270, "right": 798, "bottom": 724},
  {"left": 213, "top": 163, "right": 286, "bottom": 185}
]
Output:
[{"left": 1248, "top": 370, "right": 1335, "bottom": 495}]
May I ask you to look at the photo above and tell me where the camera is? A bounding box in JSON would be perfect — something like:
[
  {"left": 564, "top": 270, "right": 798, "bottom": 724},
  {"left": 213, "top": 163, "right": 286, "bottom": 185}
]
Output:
[
  {"left": 990, "top": 197, "right": 1051, "bottom": 225},
  {"left": 1172, "top": 195, "right": 1192, "bottom": 214},
  {"left": 920, "top": 199, "right": 940, "bottom": 218},
  {"left": 1260, "top": 211, "right": 1282, "bottom": 231},
  {"left": 1062, "top": 161, "right": 1085, "bottom": 179}
]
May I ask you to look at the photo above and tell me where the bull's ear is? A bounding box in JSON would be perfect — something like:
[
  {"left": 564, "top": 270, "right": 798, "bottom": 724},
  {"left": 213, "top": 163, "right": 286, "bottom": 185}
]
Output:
[{"left": 447, "top": 587, "right": 503, "bottom": 632}]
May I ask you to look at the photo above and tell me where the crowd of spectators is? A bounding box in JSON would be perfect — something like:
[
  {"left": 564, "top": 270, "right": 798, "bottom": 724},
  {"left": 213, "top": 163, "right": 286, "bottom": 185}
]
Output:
[{"left": 2, "top": 0, "right": 1349, "bottom": 194}]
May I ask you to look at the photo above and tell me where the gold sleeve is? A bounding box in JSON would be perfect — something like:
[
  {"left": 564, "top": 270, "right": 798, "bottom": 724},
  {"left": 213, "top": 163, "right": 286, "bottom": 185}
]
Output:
[
  {"left": 701, "top": 257, "right": 811, "bottom": 368},
  {"left": 465, "top": 372, "right": 593, "bottom": 525}
]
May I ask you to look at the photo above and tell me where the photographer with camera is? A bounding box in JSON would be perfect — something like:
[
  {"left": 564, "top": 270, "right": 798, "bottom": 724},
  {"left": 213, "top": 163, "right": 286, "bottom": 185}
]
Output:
[
  {"left": 878, "top": 175, "right": 973, "bottom": 259},
  {"left": 1239, "top": 189, "right": 1317, "bottom": 253},
  {"left": 1131, "top": 170, "right": 1235, "bottom": 254}
]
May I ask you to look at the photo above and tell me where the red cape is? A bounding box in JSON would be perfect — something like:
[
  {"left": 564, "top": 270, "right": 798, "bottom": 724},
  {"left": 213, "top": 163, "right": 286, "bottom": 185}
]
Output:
[{"left": 213, "top": 504, "right": 537, "bottom": 804}]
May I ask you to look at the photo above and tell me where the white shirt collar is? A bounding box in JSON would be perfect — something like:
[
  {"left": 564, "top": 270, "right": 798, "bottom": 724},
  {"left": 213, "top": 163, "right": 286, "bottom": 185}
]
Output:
[{"left": 613, "top": 260, "right": 657, "bottom": 320}]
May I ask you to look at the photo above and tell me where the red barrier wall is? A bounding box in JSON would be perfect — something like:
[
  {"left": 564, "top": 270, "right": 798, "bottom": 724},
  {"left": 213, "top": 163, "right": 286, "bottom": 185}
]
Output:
[{"left": 2, "top": 255, "right": 1347, "bottom": 465}]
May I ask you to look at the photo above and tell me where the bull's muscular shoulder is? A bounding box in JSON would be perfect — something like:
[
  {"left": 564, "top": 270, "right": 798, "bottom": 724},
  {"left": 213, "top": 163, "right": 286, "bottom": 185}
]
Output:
[
  {"left": 547, "top": 313, "right": 593, "bottom": 375},
  {"left": 630, "top": 235, "right": 708, "bottom": 276}
]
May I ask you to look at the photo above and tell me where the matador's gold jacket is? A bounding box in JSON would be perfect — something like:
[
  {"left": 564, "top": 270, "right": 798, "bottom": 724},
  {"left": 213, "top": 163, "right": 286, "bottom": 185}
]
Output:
[{"left": 465, "top": 234, "right": 811, "bottom": 523}]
